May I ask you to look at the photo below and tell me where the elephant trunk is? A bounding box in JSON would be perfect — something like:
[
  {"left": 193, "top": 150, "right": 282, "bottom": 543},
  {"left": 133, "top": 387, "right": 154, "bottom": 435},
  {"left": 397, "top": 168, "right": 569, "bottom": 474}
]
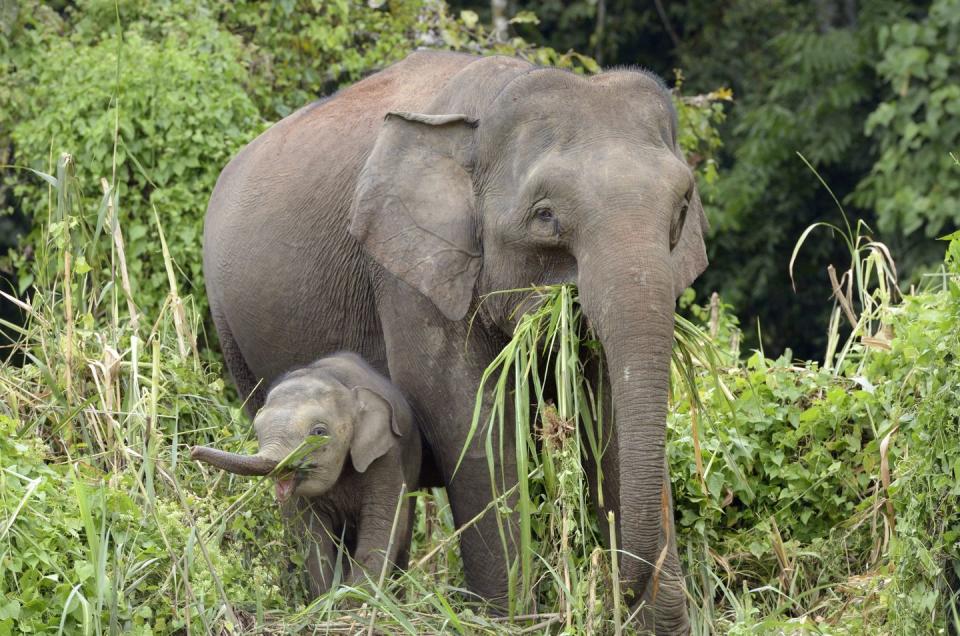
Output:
[
  {"left": 190, "top": 446, "right": 279, "bottom": 476},
  {"left": 578, "top": 242, "right": 676, "bottom": 602}
]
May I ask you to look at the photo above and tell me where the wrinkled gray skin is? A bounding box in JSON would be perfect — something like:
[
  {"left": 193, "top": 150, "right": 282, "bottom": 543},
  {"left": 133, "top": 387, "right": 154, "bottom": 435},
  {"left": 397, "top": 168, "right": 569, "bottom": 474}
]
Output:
[
  {"left": 203, "top": 51, "right": 707, "bottom": 633},
  {"left": 191, "top": 352, "right": 420, "bottom": 596}
]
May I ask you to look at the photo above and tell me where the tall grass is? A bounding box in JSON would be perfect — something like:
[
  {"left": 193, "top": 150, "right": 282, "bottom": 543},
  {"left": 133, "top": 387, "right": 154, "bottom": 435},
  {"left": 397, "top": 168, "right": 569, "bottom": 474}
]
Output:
[
  {"left": 790, "top": 153, "right": 900, "bottom": 374},
  {"left": 462, "top": 283, "right": 731, "bottom": 630},
  {"left": 1, "top": 153, "right": 283, "bottom": 634},
  {"left": 463, "top": 285, "right": 607, "bottom": 625}
]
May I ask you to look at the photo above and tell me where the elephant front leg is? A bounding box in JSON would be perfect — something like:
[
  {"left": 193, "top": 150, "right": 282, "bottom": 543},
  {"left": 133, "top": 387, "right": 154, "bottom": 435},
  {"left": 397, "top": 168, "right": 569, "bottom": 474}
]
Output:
[
  {"left": 408, "top": 368, "right": 518, "bottom": 607},
  {"left": 376, "top": 290, "right": 518, "bottom": 608},
  {"left": 282, "top": 498, "right": 345, "bottom": 598},
  {"left": 444, "top": 453, "right": 519, "bottom": 608},
  {"left": 348, "top": 485, "right": 414, "bottom": 588}
]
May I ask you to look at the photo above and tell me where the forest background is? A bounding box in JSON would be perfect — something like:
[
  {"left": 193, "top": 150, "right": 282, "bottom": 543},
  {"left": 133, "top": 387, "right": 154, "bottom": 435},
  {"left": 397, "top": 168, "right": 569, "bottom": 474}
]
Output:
[{"left": 0, "top": 0, "right": 958, "bottom": 634}]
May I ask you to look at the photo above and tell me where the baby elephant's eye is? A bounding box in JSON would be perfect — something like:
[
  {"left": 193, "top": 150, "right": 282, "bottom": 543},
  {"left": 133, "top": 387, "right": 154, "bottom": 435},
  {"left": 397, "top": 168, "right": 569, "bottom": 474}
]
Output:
[{"left": 310, "top": 425, "right": 329, "bottom": 437}]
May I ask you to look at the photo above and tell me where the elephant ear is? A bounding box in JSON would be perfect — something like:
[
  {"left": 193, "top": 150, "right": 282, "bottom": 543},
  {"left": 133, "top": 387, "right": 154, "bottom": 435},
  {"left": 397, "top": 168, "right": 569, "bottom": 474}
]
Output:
[
  {"left": 670, "top": 180, "right": 709, "bottom": 298},
  {"left": 350, "top": 386, "right": 401, "bottom": 473},
  {"left": 350, "top": 112, "right": 481, "bottom": 321}
]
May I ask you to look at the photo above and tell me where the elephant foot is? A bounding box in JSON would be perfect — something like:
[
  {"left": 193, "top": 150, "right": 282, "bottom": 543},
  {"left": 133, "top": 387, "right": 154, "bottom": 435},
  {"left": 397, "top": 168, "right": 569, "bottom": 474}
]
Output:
[{"left": 629, "top": 576, "right": 690, "bottom": 635}]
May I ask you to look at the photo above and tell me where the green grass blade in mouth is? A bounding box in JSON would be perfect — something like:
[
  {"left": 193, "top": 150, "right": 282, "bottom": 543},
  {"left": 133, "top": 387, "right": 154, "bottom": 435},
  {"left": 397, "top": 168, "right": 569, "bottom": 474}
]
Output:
[{"left": 271, "top": 436, "right": 329, "bottom": 476}]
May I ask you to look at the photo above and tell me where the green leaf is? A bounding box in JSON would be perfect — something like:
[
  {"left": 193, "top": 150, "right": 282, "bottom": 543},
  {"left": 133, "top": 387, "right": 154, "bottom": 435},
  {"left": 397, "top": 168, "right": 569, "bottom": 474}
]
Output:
[
  {"left": 459, "top": 10, "right": 479, "bottom": 29},
  {"left": 509, "top": 11, "right": 540, "bottom": 25}
]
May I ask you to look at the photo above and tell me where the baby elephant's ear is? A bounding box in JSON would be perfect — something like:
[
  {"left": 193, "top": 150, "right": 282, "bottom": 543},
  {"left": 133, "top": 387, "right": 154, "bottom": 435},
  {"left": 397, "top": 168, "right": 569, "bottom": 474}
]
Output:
[{"left": 350, "top": 387, "right": 401, "bottom": 473}]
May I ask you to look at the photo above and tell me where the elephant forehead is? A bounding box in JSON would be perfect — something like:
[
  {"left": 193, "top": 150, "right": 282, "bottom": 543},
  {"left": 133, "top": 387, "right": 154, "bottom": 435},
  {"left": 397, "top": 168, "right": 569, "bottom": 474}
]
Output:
[
  {"left": 255, "top": 399, "right": 351, "bottom": 438},
  {"left": 519, "top": 144, "right": 688, "bottom": 199},
  {"left": 480, "top": 72, "right": 673, "bottom": 157},
  {"left": 264, "top": 376, "right": 344, "bottom": 408}
]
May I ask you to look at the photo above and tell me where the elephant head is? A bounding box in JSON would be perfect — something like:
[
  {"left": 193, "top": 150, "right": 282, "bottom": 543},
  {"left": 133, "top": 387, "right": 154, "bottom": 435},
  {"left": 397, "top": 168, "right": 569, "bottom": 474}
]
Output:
[
  {"left": 191, "top": 367, "right": 401, "bottom": 502},
  {"left": 350, "top": 63, "right": 707, "bottom": 602}
]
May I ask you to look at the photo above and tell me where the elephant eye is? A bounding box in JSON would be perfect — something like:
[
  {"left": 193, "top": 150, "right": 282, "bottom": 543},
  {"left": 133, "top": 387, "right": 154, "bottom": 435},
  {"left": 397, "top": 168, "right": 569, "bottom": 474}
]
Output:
[
  {"left": 534, "top": 207, "right": 555, "bottom": 223},
  {"left": 529, "top": 202, "right": 560, "bottom": 237},
  {"left": 670, "top": 200, "right": 688, "bottom": 251},
  {"left": 310, "top": 425, "right": 329, "bottom": 437}
]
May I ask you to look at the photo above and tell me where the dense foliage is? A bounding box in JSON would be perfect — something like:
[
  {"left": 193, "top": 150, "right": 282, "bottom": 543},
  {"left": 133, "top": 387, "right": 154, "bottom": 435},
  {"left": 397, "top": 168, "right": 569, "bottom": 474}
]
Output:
[
  {"left": 7, "top": 3, "right": 262, "bottom": 310},
  {"left": 670, "top": 264, "right": 960, "bottom": 631},
  {"left": 1, "top": 1, "right": 958, "bottom": 634},
  {"left": 854, "top": 0, "right": 960, "bottom": 247}
]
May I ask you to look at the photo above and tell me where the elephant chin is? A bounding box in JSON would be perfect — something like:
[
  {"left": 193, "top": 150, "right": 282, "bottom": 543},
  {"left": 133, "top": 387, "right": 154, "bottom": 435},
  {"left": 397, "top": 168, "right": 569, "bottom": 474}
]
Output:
[{"left": 190, "top": 446, "right": 278, "bottom": 476}]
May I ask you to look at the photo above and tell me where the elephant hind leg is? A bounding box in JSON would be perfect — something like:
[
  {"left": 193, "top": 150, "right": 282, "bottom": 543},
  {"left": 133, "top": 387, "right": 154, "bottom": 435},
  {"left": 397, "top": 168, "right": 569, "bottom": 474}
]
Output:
[{"left": 211, "top": 308, "right": 265, "bottom": 417}]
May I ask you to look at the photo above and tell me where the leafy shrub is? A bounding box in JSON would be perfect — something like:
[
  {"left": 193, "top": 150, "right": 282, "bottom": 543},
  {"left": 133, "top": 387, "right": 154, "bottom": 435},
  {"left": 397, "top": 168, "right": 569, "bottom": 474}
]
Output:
[
  {"left": 668, "top": 232, "right": 960, "bottom": 633},
  {"left": 8, "top": 3, "right": 262, "bottom": 318},
  {"left": 877, "top": 241, "right": 960, "bottom": 630},
  {"left": 854, "top": 0, "right": 960, "bottom": 250}
]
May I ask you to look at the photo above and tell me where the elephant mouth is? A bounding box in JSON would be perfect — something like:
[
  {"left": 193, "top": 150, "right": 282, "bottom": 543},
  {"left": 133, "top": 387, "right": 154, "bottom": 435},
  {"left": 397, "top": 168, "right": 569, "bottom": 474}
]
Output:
[
  {"left": 275, "top": 477, "right": 296, "bottom": 503},
  {"left": 273, "top": 463, "right": 319, "bottom": 503}
]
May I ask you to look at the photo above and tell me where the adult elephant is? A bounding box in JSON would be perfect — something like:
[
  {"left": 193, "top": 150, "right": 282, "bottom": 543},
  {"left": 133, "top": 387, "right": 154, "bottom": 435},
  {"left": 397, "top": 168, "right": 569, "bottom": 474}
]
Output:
[{"left": 201, "top": 50, "right": 706, "bottom": 633}]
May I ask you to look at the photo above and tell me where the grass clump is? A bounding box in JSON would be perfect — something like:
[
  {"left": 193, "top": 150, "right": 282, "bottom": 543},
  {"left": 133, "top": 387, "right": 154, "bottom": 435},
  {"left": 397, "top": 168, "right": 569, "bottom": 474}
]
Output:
[
  {"left": 1, "top": 154, "right": 296, "bottom": 635},
  {"left": 463, "top": 285, "right": 609, "bottom": 628}
]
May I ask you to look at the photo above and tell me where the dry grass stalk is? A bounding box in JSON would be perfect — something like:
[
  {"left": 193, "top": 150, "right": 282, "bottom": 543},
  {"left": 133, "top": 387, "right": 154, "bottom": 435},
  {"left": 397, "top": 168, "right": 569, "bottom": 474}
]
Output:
[
  {"left": 708, "top": 291, "right": 720, "bottom": 339},
  {"left": 769, "top": 516, "right": 794, "bottom": 595},
  {"left": 101, "top": 177, "right": 139, "bottom": 329},
  {"left": 879, "top": 425, "right": 899, "bottom": 532},
  {"left": 828, "top": 264, "right": 858, "bottom": 328}
]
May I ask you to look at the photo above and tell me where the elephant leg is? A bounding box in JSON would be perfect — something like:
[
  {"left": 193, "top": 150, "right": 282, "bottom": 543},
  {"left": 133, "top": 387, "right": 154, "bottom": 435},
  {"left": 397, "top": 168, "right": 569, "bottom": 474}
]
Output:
[
  {"left": 444, "top": 454, "right": 518, "bottom": 607},
  {"left": 392, "top": 491, "right": 417, "bottom": 571},
  {"left": 282, "top": 498, "right": 344, "bottom": 597},
  {"left": 376, "top": 287, "right": 517, "bottom": 607},
  {"left": 411, "top": 380, "right": 518, "bottom": 607},
  {"left": 349, "top": 487, "right": 414, "bottom": 586}
]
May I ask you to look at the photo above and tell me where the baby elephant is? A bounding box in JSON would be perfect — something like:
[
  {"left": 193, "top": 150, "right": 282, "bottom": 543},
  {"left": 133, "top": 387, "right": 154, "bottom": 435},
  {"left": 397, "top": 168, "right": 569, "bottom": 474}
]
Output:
[{"left": 191, "top": 352, "right": 420, "bottom": 596}]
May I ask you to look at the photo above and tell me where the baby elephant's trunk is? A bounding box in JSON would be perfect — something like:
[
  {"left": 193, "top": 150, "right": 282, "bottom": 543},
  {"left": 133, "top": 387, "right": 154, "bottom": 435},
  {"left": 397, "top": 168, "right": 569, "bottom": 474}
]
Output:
[{"left": 190, "top": 446, "right": 278, "bottom": 476}]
